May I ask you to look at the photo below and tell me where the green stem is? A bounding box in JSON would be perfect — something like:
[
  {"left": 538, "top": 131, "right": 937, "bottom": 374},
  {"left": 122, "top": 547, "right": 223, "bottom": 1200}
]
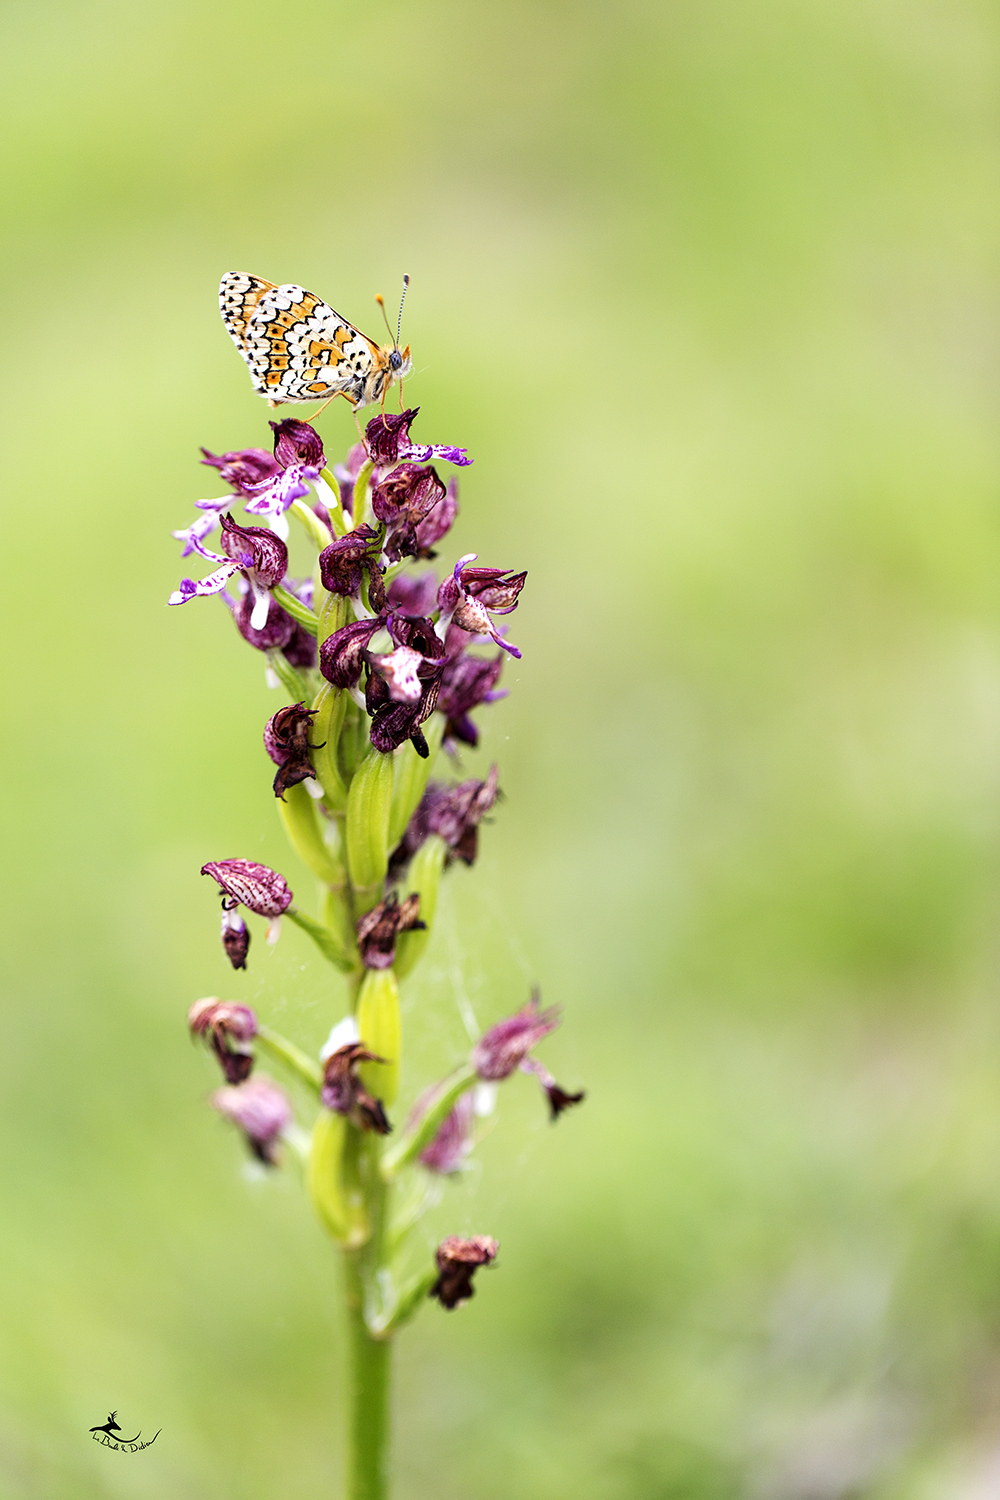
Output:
[
  {"left": 265, "top": 649, "right": 311, "bottom": 702},
  {"left": 289, "top": 496, "right": 333, "bottom": 550},
  {"left": 286, "top": 907, "right": 356, "bottom": 972},
  {"left": 256, "top": 1025, "right": 322, "bottom": 1090},
  {"left": 380, "top": 1064, "right": 477, "bottom": 1180},
  {"left": 342, "top": 1130, "right": 392, "bottom": 1499},
  {"left": 271, "top": 584, "right": 320, "bottom": 635},
  {"left": 343, "top": 1253, "right": 392, "bottom": 1500}
]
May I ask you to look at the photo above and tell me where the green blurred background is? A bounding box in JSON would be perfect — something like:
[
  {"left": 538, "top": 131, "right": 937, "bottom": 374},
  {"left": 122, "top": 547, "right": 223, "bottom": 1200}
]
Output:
[{"left": 2, "top": 0, "right": 999, "bottom": 1494}]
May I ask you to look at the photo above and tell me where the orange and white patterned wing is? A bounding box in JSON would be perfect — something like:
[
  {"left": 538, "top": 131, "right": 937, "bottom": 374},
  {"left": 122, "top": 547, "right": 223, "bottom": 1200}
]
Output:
[
  {"left": 219, "top": 272, "right": 277, "bottom": 353},
  {"left": 219, "top": 274, "right": 388, "bottom": 406}
]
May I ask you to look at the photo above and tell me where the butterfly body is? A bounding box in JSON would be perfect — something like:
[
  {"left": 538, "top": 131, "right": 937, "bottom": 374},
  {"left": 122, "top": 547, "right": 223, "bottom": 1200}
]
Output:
[{"left": 219, "top": 273, "right": 412, "bottom": 409}]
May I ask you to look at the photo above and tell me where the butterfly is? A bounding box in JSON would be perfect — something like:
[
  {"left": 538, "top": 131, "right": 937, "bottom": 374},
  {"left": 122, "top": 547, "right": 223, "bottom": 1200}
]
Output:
[{"left": 219, "top": 273, "right": 412, "bottom": 410}]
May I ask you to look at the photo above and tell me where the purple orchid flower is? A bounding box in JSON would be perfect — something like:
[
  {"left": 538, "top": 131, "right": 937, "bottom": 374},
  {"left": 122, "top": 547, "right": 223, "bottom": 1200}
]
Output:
[
  {"left": 238, "top": 419, "right": 327, "bottom": 529},
  {"left": 364, "top": 408, "right": 472, "bottom": 469},
  {"left": 173, "top": 446, "right": 283, "bottom": 560},
  {"left": 168, "top": 514, "right": 288, "bottom": 628},
  {"left": 471, "top": 989, "right": 560, "bottom": 1082},
  {"left": 437, "top": 647, "right": 506, "bottom": 747},
  {"left": 436, "top": 555, "right": 526, "bottom": 658},
  {"left": 391, "top": 767, "right": 500, "bottom": 873}
]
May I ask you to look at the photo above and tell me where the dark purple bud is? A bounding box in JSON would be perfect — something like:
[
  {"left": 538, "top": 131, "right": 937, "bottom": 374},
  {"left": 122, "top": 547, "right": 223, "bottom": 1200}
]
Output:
[
  {"left": 387, "top": 570, "right": 439, "bottom": 617},
  {"left": 318, "top": 524, "right": 383, "bottom": 598},
  {"left": 320, "top": 1044, "right": 392, "bottom": 1133},
  {"left": 218, "top": 512, "right": 288, "bottom": 588},
  {"left": 201, "top": 446, "right": 280, "bottom": 494},
  {"left": 437, "top": 652, "right": 506, "bottom": 748},
  {"left": 263, "top": 703, "right": 318, "bottom": 799},
  {"left": 415, "top": 1089, "right": 474, "bottom": 1174},
  {"left": 189, "top": 998, "right": 258, "bottom": 1084},
  {"left": 201, "top": 859, "right": 293, "bottom": 917},
  {"left": 319, "top": 615, "right": 386, "bottom": 690},
  {"left": 220, "top": 908, "right": 250, "bottom": 969},
  {"left": 271, "top": 418, "right": 325, "bottom": 470},
  {"left": 356, "top": 891, "right": 425, "bottom": 970},
  {"left": 472, "top": 989, "right": 560, "bottom": 1082},
  {"left": 430, "top": 1235, "right": 498, "bottom": 1309},
  {"left": 212, "top": 1077, "right": 292, "bottom": 1165}
]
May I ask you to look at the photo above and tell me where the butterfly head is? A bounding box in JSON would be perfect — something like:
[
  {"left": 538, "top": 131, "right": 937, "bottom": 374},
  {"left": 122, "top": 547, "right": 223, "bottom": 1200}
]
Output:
[{"left": 388, "top": 344, "right": 412, "bottom": 377}]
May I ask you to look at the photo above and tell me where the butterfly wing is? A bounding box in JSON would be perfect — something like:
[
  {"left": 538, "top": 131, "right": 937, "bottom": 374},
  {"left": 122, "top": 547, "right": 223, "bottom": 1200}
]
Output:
[
  {"left": 220, "top": 276, "right": 386, "bottom": 406},
  {"left": 219, "top": 272, "right": 277, "bottom": 352}
]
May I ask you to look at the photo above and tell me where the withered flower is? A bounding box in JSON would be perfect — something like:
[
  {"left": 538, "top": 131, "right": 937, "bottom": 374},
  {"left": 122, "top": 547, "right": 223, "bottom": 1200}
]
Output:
[
  {"left": 414, "top": 1089, "right": 474, "bottom": 1175},
  {"left": 430, "top": 1235, "right": 498, "bottom": 1309},
  {"left": 211, "top": 1076, "right": 292, "bottom": 1165},
  {"left": 188, "top": 998, "right": 258, "bottom": 1084},
  {"left": 321, "top": 1044, "right": 392, "bottom": 1134},
  {"left": 356, "top": 891, "right": 425, "bottom": 970},
  {"left": 263, "top": 702, "right": 319, "bottom": 799},
  {"left": 391, "top": 767, "right": 499, "bottom": 873},
  {"left": 471, "top": 989, "right": 560, "bottom": 1081},
  {"left": 520, "top": 1057, "right": 586, "bottom": 1120}
]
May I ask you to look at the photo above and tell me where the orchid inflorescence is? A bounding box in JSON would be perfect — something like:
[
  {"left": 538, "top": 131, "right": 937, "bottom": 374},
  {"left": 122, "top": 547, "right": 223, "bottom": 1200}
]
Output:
[{"left": 173, "top": 397, "right": 583, "bottom": 1494}]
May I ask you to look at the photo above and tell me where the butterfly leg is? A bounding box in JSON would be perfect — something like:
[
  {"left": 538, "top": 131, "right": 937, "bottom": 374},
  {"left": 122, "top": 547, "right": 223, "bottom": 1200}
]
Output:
[{"left": 303, "top": 392, "right": 342, "bottom": 424}]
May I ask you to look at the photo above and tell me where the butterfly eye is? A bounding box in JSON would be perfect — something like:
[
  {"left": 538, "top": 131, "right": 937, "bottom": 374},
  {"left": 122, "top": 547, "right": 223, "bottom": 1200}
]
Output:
[{"left": 389, "top": 350, "right": 403, "bottom": 370}]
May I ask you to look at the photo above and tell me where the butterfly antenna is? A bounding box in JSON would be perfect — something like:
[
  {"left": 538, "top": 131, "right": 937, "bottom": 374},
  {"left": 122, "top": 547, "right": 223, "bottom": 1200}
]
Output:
[
  {"left": 375, "top": 275, "right": 410, "bottom": 350},
  {"left": 375, "top": 292, "right": 394, "bottom": 342},
  {"left": 396, "top": 274, "right": 409, "bottom": 348}
]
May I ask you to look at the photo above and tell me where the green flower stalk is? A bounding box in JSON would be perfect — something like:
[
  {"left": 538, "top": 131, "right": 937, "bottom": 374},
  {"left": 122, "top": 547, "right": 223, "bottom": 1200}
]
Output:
[{"left": 175, "top": 279, "right": 584, "bottom": 1499}]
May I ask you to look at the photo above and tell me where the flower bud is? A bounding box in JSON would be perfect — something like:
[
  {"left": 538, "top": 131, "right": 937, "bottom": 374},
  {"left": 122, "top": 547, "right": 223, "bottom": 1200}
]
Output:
[{"left": 430, "top": 1236, "right": 498, "bottom": 1309}]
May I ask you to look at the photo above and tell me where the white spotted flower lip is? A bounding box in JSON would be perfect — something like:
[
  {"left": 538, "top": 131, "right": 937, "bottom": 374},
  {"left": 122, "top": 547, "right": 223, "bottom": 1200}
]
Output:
[{"left": 169, "top": 513, "right": 288, "bottom": 627}]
